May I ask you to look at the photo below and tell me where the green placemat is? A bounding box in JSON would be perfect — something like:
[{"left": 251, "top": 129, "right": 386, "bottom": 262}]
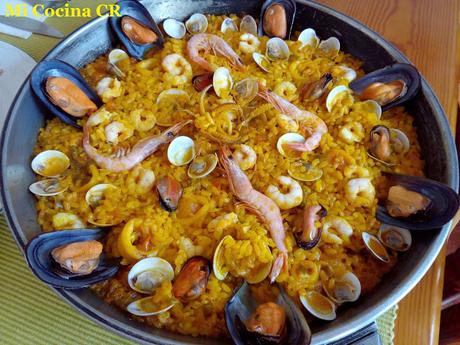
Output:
[{"left": 0, "top": 1, "right": 398, "bottom": 343}]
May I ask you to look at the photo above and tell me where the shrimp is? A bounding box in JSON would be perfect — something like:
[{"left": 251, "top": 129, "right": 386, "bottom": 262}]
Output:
[
  {"left": 233, "top": 144, "right": 257, "bottom": 170},
  {"left": 83, "top": 120, "right": 191, "bottom": 172},
  {"left": 258, "top": 84, "right": 327, "bottom": 152},
  {"left": 322, "top": 216, "right": 353, "bottom": 245},
  {"left": 273, "top": 81, "right": 298, "bottom": 102},
  {"left": 239, "top": 33, "right": 260, "bottom": 54},
  {"left": 218, "top": 146, "right": 287, "bottom": 283},
  {"left": 187, "top": 33, "right": 244, "bottom": 72},
  {"left": 345, "top": 177, "right": 375, "bottom": 207},
  {"left": 266, "top": 176, "right": 303, "bottom": 210},
  {"left": 104, "top": 121, "right": 134, "bottom": 144},
  {"left": 162, "top": 54, "right": 193, "bottom": 86},
  {"left": 96, "top": 77, "right": 123, "bottom": 103}
]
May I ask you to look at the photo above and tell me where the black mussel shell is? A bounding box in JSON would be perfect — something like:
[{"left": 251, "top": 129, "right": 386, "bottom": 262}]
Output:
[
  {"left": 349, "top": 63, "right": 421, "bottom": 111},
  {"left": 258, "top": 0, "right": 296, "bottom": 40},
  {"left": 295, "top": 205, "right": 327, "bottom": 250},
  {"left": 225, "top": 282, "right": 311, "bottom": 345},
  {"left": 25, "top": 228, "right": 119, "bottom": 289},
  {"left": 109, "top": 0, "right": 164, "bottom": 60},
  {"left": 376, "top": 173, "right": 459, "bottom": 230},
  {"left": 30, "top": 60, "right": 102, "bottom": 128}
]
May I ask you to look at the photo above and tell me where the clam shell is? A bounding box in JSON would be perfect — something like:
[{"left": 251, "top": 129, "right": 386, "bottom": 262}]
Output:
[
  {"left": 108, "top": 49, "right": 129, "bottom": 78},
  {"left": 277, "top": 132, "right": 305, "bottom": 157},
  {"left": 213, "top": 235, "right": 233, "bottom": 280},
  {"left": 162, "top": 18, "right": 186, "bottom": 39},
  {"left": 85, "top": 183, "right": 117, "bottom": 207},
  {"left": 187, "top": 153, "right": 218, "bottom": 179},
  {"left": 185, "top": 13, "right": 208, "bottom": 34},
  {"left": 324, "top": 271, "right": 361, "bottom": 304},
  {"left": 31, "top": 150, "right": 70, "bottom": 177},
  {"left": 240, "top": 15, "right": 257, "bottom": 35},
  {"left": 361, "top": 100, "right": 382, "bottom": 118},
  {"left": 213, "top": 67, "right": 233, "bottom": 98},
  {"left": 167, "top": 136, "right": 196, "bottom": 166},
  {"left": 362, "top": 232, "right": 390, "bottom": 263},
  {"left": 334, "top": 65, "right": 357, "bottom": 83},
  {"left": 298, "top": 28, "right": 319, "bottom": 48},
  {"left": 128, "top": 257, "right": 174, "bottom": 294},
  {"left": 252, "top": 52, "right": 271, "bottom": 72},
  {"left": 376, "top": 173, "right": 459, "bottom": 230},
  {"left": 288, "top": 161, "right": 323, "bottom": 182},
  {"left": 29, "top": 178, "right": 67, "bottom": 197},
  {"left": 244, "top": 261, "right": 272, "bottom": 284},
  {"left": 234, "top": 78, "right": 259, "bottom": 103},
  {"left": 326, "top": 85, "right": 352, "bottom": 112},
  {"left": 318, "top": 37, "right": 340, "bottom": 54},
  {"left": 389, "top": 128, "right": 410, "bottom": 154},
  {"left": 266, "top": 37, "right": 290, "bottom": 60},
  {"left": 378, "top": 224, "right": 412, "bottom": 252},
  {"left": 156, "top": 88, "right": 190, "bottom": 105},
  {"left": 221, "top": 17, "right": 238, "bottom": 33},
  {"left": 127, "top": 296, "right": 175, "bottom": 316},
  {"left": 25, "top": 228, "right": 119, "bottom": 289},
  {"left": 300, "top": 291, "right": 336, "bottom": 321}
]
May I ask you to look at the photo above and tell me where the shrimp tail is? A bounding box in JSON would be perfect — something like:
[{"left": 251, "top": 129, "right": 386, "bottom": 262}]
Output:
[
  {"left": 270, "top": 252, "right": 288, "bottom": 283},
  {"left": 286, "top": 142, "right": 310, "bottom": 152}
]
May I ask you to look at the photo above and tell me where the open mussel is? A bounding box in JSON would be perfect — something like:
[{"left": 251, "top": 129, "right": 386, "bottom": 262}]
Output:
[
  {"left": 172, "top": 256, "right": 211, "bottom": 303},
  {"left": 225, "top": 282, "right": 311, "bottom": 345},
  {"left": 156, "top": 175, "right": 183, "bottom": 212},
  {"left": 30, "top": 60, "right": 102, "bottom": 128},
  {"left": 376, "top": 173, "right": 459, "bottom": 230},
  {"left": 349, "top": 63, "right": 421, "bottom": 111},
  {"left": 259, "top": 0, "right": 296, "bottom": 40},
  {"left": 25, "top": 228, "right": 119, "bottom": 289},
  {"left": 109, "top": 0, "right": 164, "bottom": 60}
]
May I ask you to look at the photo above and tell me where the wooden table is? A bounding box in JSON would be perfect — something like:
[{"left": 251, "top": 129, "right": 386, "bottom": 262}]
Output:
[{"left": 317, "top": 0, "right": 460, "bottom": 343}]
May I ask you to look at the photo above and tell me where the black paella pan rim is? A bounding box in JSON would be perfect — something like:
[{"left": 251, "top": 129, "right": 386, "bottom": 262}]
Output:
[{"left": 0, "top": 0, "right": 458, "bottom": 344}]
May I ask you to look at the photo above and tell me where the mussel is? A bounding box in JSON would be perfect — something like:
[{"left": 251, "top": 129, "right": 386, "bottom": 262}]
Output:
[
  {"left": 349, "top": 63, "right": 421, "bottom": 111},
  {"left": 30, "top": 60, "right": 102, "bottom": 128},
  {"left": 25, "top": 228, "right": 119, "bottom": 289},
  {"left": 109, "top": 0, "right": 164, "bottom": 60},
  {"left": 376, "top": 173, "right": 460, "bottom": 230},
  {"left": 300, "top": 73, "right": 333, "bottom": 101},
  {"left": 172, "top": 256, "right": 211, "bottom": 303},
  {"left": 294, "top": 205, "right": 327, "bottom": 250},
  {"left": 225, "top": 282, "right": 311, "bottom": 345},
  {"left": 156, "top": 175, "right": 183, "bottom": 212},
  {"left": 259, "top": 0, "right": 296, "bottom": 40},
  {"left": 192, "top": 72, "right": 214, "bottom": 92}
]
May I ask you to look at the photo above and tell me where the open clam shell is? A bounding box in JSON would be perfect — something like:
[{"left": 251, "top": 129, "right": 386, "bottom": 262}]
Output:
[
  {"left": 31, "top": 150, "right": 70, "bottom": 177},
  {"left": 259, "top": 0, "right": 296, "bottom": 39},
  {"left": 108, "top": 49, "right": 129, "bottom": 78},
  {"left": 225, "top": 282, "right": 311, "bottom": 345},
  {"left": 318, "top": 37, "right": 340, "bottom": 54},
  {"left": 324, "top": 271, "right": 361, "bottom": 304},
  {"left": 362, "top": 232, "right": 390, "bottom": 263},
  {"left": 213, "top": 67, "right": 233, "bottom": 98},
  {"left": 85, "top": 183, "right": 118, "bottom": 207},
  {"left": 349, "top": 63, "right": 421, "bottom": 111},
  {"left": 326, "top": 85, "right": 352, "bottom": 112},
  {"left": 378, "top": 224, "right": 412, "bottom": 252},
  {"left": 389, "top": 128, "right": 410, "bottom": 154},
  {"left": 30, "top": 60, "right": 102, "bottom": 128},
  {"left": 188, "top": 153, "right": 218, "bottom": 179},
  {"left": 376, "top": 173, "right": 459, "bottom": 230},
  {"left": 221, "top": 17, "right": 238, "bottom": 33},
  {"left": 266, "top": 37, "right": 290, "bottom": 60},
  {"left": 185, "top": 13, "right": 208, "bottom": 34},
  {"left": 300, "top": 291, "right": 336, "bottom": 321},
  {"left": 240, "top": 15, "right": 257, "bottom": 35},
  {"left": 298, "top": 28, "right": 319, "bottom": 48},
  {"left": 109, "top": 0, "right": 164, "bottom": 60},
  {"left": 162, "top": 18, "right": 186, "bottom": 39},
  {"left": 29, "top": 178, "right": 67, "bottom": 197},
  {"left": 167, "top": 136, "right": 196, "bottom": 166},
  {"left": 277, "top": 133, "right": 305, "bottom": 157},
  {"left": 127, "top": 296, "right": 175, "bottom": 316},
  {"left": 128, "top": 257, "right": 174, "bottom": 294},
  {"left": 252, "top": 52, "right": 271, "bottom": 72},
  {"left": 288, "top": 161, "right": 323, "bottom": 182},
  {"left": 25, "top": 228, "right": 119, "bottom": 289},
  {"left": 213, "top": 235, "right": 232, "bottom": 280}
]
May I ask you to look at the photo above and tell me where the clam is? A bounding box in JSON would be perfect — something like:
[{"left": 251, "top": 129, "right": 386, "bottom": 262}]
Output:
[
  {"left": 156, "top": 88, "right": 190, "bottom": 105},
  {"left": 31, "top": 150, "right": 70, "bottom": 177},
  {"left": 126, "top": 296, "right": 175, "bottom": 316},
  {"left": 221, "top": 17, "right": 238, "bottom": 33},
  {"left": 192, "top": 72, "right": 214, "bottom": 92},
  {"left": 376, "top": 173, "right": 459, "bottom": 230},
  {"left": 29, "top": 178, "right": 67, "bottom": 197},
  {"left": 185, "top": 13, "right": 208, "bottom": 34},
  {"left": 326, "top": 85, "right": 352, "bottom": 112},
  {"left": 213, "top": 235, "right": 233, "bottom": 280},
  {"left": 323, "top": 271, "right": 361, "bottom": 304},
  {"left": 318, "top": 37, "right": 340, "bottom": 55},
  {"left": 277, "top": 133, "right": 305, "bottom": 157},
  {"left": 300, "top": 291, "right": 336, "bottom": 321},
  {"left": 298, "top": 28, "right": 319, "bottom": 48},
  {"left": 234, "top": 77, "right": 259, "bottom": 103},
  {"left": 167, "top": 136, "right": 196, "bottom": 166},
  {"left": 25, "top": 228, "right": 119, "bottom": 289},
  {"left": 85, "top": 183, "right": 117, "bottom": 207},
  {"left": 127, "top": 257, "right": 174, "bottom": 294},
  {"left": 266, "top": 37, "right": 290, "bottom": 60},
  {"left": 288, "top": 161, "right": 323, "bottom": 182},
  {"left": 30, "top": 60, "right": 102, "bottom": 128},
  {"left": 108, "top": 49, "right": 129, "bottom": 78},
  {"left": 389, "top": 128, "right": 410, "bottom": 154},
  {"left": 362, "top": 232, "right": 390, "bottom": 263},
  {"left": 172, "top": 256, "right": 211, "bottom": 303},
  {"left": 240, "top": 15, "right": 258, "bottom": 35},
  {"left": 225, "top": 282, "right": 311, "bottom": 345},
  {"left": 213, "top": 67, "right": 233, "bottom": 98},
  {"left": 109, "top": 0, "right": 164, "bottom": 60},
  {"left": 349, "top": 63, "right": 421, "bottom": 111},
  {"left": 259, "top": 0, "right": 296, "bottom": 39},
  {"left": 360, "top": 100, "right": 382, "bottom": 118},
  {"left": 332, "top": 65, "right": 357, "bottom": 83},
  {"left": 378, "top": 224, "right": 412, "bottom": 252},
  {"left": 162, "top": 18, "right": 186, "bottom": 39},
  {"left": 187, "top": 153, "right": 218, "bottom": 179},
  {"left": 252, "top": 52, "right": 271, "bottom": 72},
  {"left": 300, "top": 73, "right": 333, "bottom": 101},
  {"left": 156, "top": 175, "right": 183, "bottom": 212}
]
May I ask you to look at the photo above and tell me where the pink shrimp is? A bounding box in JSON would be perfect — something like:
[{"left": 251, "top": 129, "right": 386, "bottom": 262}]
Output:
[
  {"left": 83, "top": 120, "right": 191, "bottom": 172},
  {"left": 187, "top": 33, "right": 244, "bottom": 72},
  {"left": 218, "top": 146, "right": 288, "bottom": 283},
  {"left": 258, "top": 84, "right": 328, "bottom": 152}
]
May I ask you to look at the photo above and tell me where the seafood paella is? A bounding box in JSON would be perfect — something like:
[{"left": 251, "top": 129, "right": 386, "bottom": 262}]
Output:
[{"left": 26, "top": 0, "right": 459, "bottom": 343}]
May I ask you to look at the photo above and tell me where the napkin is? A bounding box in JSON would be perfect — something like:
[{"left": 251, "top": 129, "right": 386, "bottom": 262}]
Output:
[{"left": 0, "top": 0, "right": 47, "bottom": 39}]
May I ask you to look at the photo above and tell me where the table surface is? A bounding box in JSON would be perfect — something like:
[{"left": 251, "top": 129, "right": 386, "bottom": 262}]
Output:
[{"left": 318, "top": 0, "right": 460, "bottom": 344}]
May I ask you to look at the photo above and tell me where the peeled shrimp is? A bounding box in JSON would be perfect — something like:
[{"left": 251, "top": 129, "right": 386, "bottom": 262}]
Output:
[
  {"left": 345, "top": 177, "right": 375, "bottom": 207},
  {"left": 239, "top": 33, "right": 260, "bottom": 54},
  {"left": 83, "top": 120, "right": 191, "bottom": 172},
  {"left": 266, "top": 176, "right": 303, "bottom": 210},
  {"left": 218, "top": 146, "right": 287, "bottom": 283},
  {"left": 187, "top": 33, "right": 244, "bottom": 72},
  {"left": 233, "top": 144, "right": 257, "bottom": 170},
  {"left": 258, "top": 84, "right": 327, "bottom": 152},
  {"left": 322, "top": 216, "right": 353, "bottom": 245},
  {"left": 104, "top": 121, "right": 134, "bottom": 144},
  {"left": 162, "top": 53, "right": 193, "bottom": 86}
]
